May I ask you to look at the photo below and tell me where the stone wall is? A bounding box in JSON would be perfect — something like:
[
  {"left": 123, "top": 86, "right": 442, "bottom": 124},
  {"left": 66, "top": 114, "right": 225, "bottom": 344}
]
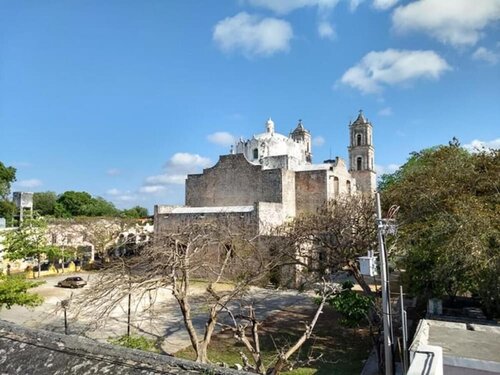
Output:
[
  {"left": 295, "top": 169, "right": 328, "bottom": 215},
  {"left": 186, "top": 154, "right": 283, "bottom": 207},
  {"left": 155, "top": 207, "right": 259, "bottom": 235}
]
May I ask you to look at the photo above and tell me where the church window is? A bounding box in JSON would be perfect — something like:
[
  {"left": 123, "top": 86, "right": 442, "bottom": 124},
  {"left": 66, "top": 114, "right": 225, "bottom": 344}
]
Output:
[
  {"left": 346, "top": 180, "right": 351, "bottom": 195},
  {"left": 356, "top": 134, "right": 362, "bottom": 146},
  {"left": 357, "top": 157, "right": 362, "bottom": 171},
  {"left": 253, "top": 148, "right": 258, "bottom": 159}
]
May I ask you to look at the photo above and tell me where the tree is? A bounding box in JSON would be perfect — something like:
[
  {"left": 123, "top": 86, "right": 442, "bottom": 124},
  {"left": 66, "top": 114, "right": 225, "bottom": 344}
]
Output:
[
  {"left": 33, "top": 191, "right": 57, "bottom": 216},
  {"left": 381, "top": 144, "right": 499, "bottom": 315},
  {"left": 56, "top": 191, "right": 94, "bottom": 217},
  {"left": 0, "top": 161, "right": 16, "bottom": 200},
  {"left": 121, "top": 206, "right": 149, "bottom": 218},
  {"left": 55, "top": 191, "right": 119, "bottom": 217},
  {"left": 75, "top": 219, "right": 286, "bottom": 364},
  {"left": 0, "top": 162, "right": 17, "bottom": 226},
  {"left": 276, "top": 194, "right": 378, "bottom": 296},
  {"left": 0, "top": 274, "right": 44, "bottom": 309},
  {"left": 2, "top": 217, "right": 56, "bottom": 278}
]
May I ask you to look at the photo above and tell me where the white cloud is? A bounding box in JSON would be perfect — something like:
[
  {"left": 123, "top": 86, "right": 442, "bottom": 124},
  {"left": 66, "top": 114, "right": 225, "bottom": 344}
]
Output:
[
  {"left": 213, "top": 12, "right": 293, "bottom": 57},
  {"left": 472, "top": 47, "right": 500, "bottom": 65},
  {"left": 373, "top": 0, "right": 398, "bottom": 10},
  {"left": 349, "top": 0, "right": 364, "bottom": 12},
  {"left": 106, "top": 188, "right": 121, "bottom": 196},
  {"left": 246, "top": 0, "right": 339, "bottom": 14},
  {"left": 207, "top": 131, "right": 236, "bottom": 147},
  {"left": 392, "top": 0, "right": 500, "bottom": 47},
  {"left": 340, "top": 49, "right": 451, "bottom": 94},
  {"left": 313, "top": 136, "right": 326, "bottom": 146},
  {"left": 106, "top": 168, "right": 121, "bottom": 176},
  {"left": 463, "top": 138, "right": 500, "bottom": 152},
  {"left": 375, "top": 163, "right": 400, "bottom": 175},
  {"left": 165, "top": 152, "right": 211, "bottom": 171},
  {"left": 141, "top": 152, "right": 212, "bottom": 193},
  {"left": 138, "top": 185, "right": 166, "bottom": 194},
  {"left": 378, "top": 107, "right": 393, "bottom": 116},
  {"left": 17, "top": 179, "right": 42, "bottom": 188},
  {"left": 317, "top": 21, "right": 336, "bottom": 39}
]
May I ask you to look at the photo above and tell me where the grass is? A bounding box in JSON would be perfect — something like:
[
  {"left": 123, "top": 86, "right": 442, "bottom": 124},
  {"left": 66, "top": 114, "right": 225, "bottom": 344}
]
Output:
[{"left": 175, "top": 304, "right": 372, "bottom": 375}]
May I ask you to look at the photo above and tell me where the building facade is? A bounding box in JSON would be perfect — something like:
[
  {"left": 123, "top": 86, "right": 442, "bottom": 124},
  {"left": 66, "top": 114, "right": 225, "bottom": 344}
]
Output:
[{"left": 155, "top": 111, "right": 376, "bottom": 235}]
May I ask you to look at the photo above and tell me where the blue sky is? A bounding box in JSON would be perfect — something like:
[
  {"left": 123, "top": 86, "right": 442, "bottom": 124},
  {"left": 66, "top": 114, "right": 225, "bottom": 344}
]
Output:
[{"left": 1, "top": 0, "right": 499, "bottom": 212}]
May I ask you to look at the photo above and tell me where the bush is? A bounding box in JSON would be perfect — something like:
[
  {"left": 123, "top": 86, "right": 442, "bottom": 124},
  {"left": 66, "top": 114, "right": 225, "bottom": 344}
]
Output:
[{"left": 327, "top": 281, "right": 374, "bottom": 327}]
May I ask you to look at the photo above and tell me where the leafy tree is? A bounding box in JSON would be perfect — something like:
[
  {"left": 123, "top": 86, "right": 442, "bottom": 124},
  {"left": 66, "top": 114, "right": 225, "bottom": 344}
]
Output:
[
  {"left": 0, "top": 161, "right": 16, "bottom": 200},
  {"left": 0, "top": 200, "right": 16, "bottom": 227},
  {"left": 121, "top": 206, "right": 148, "bottom": 218},
  {"left": 2, "top": 217, "right": 57, "bottom": 278},
  {"left": 381, "top": 144, "right": 499, "bottom": 315},
  {"left": 56, "top": 191, "right": 119, "bottom": 217},
  {"left": 0, "top": 162, "right": 17, "bottom": 225},
  {"left": 81, "top": 196, "right": 118, "bottom": 217},
  {"left": 56, "top": 191, "right": 93, "bottom": 217},
  {"left": 33, "top": 191, "right": 57, "bottom": 216},
  {"left": 0, "top": 274, "right": 44, "bottom": 309}
]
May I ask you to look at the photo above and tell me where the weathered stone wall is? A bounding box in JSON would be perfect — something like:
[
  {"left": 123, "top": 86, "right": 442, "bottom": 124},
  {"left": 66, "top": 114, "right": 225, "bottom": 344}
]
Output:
[
  {"left": 155, "top": 209, "right": 259, "bottom": 235},
  {"left": 295, "top": 170, "right": 328, "bottom": 215},
  {"left": 186, "top": 154, "right": 283, "bottom": 207}
]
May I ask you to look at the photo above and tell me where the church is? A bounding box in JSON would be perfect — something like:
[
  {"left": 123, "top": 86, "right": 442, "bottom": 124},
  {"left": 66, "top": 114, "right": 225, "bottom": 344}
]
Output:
[{"left": 154, "top": 111, "right": 376, "bottom": 235}]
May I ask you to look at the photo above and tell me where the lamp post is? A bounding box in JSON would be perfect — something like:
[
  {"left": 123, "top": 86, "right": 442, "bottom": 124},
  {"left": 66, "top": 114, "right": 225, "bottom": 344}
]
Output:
[{"left": 376, "top": 192, "right": 394, "bottom": 375}]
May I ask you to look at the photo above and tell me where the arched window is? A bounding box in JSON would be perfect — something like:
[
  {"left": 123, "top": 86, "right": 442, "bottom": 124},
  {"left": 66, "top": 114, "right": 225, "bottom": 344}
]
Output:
[
  {"left": 253, "top": 148, "right": 258, "bottom": 159},
  {"left": 346, "top": 180, "right": 351, "bottom": 195},
  {"left": 357, "top": 156, "right": 362, "bottom": 171},
  {"left": 356, "top": 133, "right": 362, "bottom": 146}
]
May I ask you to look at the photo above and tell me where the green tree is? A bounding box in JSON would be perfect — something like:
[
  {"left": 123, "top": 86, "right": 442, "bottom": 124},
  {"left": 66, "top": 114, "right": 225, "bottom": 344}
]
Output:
[
  {"left": 0, "top": 162, "right": 17, "bottom": 226},
  {"left": 56, "top": 191, "right": 119, "bottom": 217},
  {"left": 56, "top": 191, "right": 93, "bottom": 217},
  {"left": 381, "top": 144, "right": 499, "bottom": 315},
  {"left": 2, "top": 217, "right": 57, "bottom": 278},
  {"left": 0, "top": 274, "right": 44, "bottom": 310},
  {"left": 81, "top": 196, "right": 118, "bottom": 217},
  {"left": 121, "top": 206, "right": 148, "bottom": 218},
  {"left": 33, "top": 191, "right": 57, "bottom": 216},
  {"left": 0, "top": 161, "right": 16, "bottom": 200}
]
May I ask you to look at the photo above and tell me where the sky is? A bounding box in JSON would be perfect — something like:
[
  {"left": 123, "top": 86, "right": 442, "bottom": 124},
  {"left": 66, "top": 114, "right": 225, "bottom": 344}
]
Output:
[{"left": 1, "top": 0, "right": 499, "bottom": 213}]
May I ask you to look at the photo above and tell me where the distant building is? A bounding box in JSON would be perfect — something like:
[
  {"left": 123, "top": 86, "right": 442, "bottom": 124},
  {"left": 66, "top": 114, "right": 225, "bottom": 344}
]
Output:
[{"left": 155, "top": 111, "right": 376, "bottom": 235}]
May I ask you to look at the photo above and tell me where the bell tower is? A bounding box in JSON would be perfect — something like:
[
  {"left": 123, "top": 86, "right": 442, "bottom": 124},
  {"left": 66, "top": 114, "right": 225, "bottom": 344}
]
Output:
[
  {"left": 291, "top": 119, "right": 312, "bottom": 163},
  {"left": 348, "top": 110, "right": 376, "bottom": 193}
]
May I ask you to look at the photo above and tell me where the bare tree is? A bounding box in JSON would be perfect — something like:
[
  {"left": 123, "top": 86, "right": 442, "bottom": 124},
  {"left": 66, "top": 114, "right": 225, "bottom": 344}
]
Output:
[
  {"left": 275, "top": 194, "right": 378, "bottom": 296},
  {"left": 220, "top": 281, "right": 340, "bottom": 375},
  {"left": 74, "top": 218, "right": 283, "bottom": 364}
]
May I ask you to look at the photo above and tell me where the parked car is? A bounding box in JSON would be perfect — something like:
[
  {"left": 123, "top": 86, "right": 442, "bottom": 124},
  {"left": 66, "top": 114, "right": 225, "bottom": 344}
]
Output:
[{"left": 57, "top": 277, "right": 87, "bottom": 288}]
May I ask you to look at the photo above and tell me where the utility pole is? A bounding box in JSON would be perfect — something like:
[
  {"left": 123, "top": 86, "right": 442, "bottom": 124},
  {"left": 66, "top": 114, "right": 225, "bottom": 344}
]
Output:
[{"left": 376, "top": 192, "right": 394, "bottom": 375}]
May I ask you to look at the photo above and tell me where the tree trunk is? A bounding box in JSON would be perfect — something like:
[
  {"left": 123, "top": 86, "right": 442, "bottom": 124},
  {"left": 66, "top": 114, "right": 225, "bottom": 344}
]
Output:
[
  {"left": 37, "top": 254, "right": 41, "bottom": 278},
  {"left": 350, "top": 263, "right": 373, "bottom": 296},
  {"left": 176, "top": 294, "right": 200, "bottom": 359}
]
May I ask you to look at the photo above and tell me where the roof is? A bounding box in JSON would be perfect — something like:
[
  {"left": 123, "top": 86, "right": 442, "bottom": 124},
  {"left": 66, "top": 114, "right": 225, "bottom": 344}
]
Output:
[
  {"left": 0, "top": 319, "right": 248, "bottom": 375},
  {"left": 352, "top": 110, "right": 367, "bottom": 125},
  {"left": 169, "top": 206, "right": 254, "bottom": 214},
  {"left": 410, "top": 319, "right": 500, "bottom": 373}
]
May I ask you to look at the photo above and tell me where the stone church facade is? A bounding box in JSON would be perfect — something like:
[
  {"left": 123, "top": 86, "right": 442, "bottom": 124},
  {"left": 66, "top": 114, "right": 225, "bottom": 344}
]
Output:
[{"left": 154, "top": 111, "right": 376, "bottom": 235}]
